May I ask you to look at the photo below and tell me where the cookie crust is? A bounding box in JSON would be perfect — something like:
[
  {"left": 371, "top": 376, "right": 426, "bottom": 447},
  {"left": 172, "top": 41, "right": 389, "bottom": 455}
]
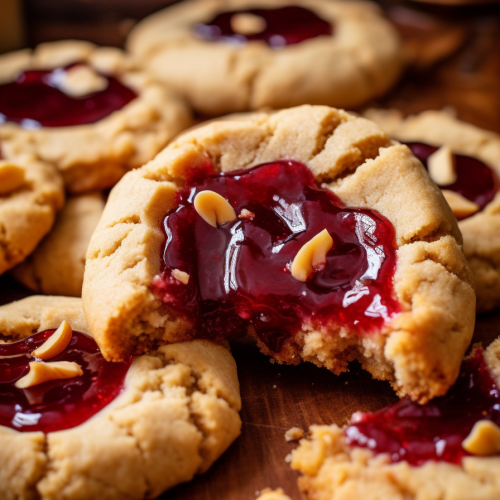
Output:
[
  {"left": 0, "top": 40, "right": 192, "bottom": 193},
  {"left": 11, "top": 192, "right": 105, "bottom": 297},
  {"left": 365, "top": 109, "right": 500, "bottom": 313},
  {"left": 289, "top": 339, "right": 500, "bottom": 500},
  {"left": 127, "top": 0, "right": 403, "bottom": 115},
  {"left": 0, "top": 151, "right": 65, "bottom": 276},
  {"left": 83, "top": 105, "right": 475, "bottom": 403},
  {"left": 0, "top": 296, "right": 241, "bottom": 500}
]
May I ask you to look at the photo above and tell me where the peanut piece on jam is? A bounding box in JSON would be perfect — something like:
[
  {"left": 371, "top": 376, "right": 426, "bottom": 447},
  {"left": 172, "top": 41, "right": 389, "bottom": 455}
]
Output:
[
  {"left": 442, "top": 190, "right": 480, "bottom": 220},
  {"left": 462, "top": 420, "right": 500, "bottom": 456},
  {"left": 230, "top": 13, "right": 266, "bottom": 35},
  {"left": 194, "top": 190, "right": 237, "bottom": 228},
  {"left": 32, "top": 321, "right": 73, "bottom": 360},
  {"left": 428, "top": 145, "right": 457, "bottom": 186},
  {"left": 291, "top": 229, "right": 333, "bottom": 282},
  {"left": 172, "top": 268, "right": 190, "bottom": 285},
  {"left": 0, "top": 161, "right": 25, "bottom": 195},
  {"left": 15, "top": 361, "right": 83, "bottom": 389},
  {"left": 60, "top": 65, "right": 108, "bottom": 98}
]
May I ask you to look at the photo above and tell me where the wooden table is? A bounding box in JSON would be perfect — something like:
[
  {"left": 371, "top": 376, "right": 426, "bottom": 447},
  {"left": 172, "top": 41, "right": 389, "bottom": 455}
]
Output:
[{"left": 2, "top": 1, "right": 500, "bottom": 498}]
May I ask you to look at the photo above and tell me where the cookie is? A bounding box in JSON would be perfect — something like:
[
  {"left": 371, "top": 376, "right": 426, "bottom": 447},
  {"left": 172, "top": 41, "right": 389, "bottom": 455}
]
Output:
[
  {"left": 0, "top": 295, "right": 241, "bottom": 500},
  {"left": 287, "top": 339, "right": 500, "bottom": 500},
  {"left": 11, "top": 192, "right": 105, "bottom": 297},
  {"left": 365, "top": 109, "right": 500, "bottom": 313},
  {"left": 82, "top": 105, "right": 475, "bottom": 403},
  {"left": 0, "top": 40, "right": 192, "bottom": 193},
  {"left": 0, "top": 151, "right": 65, "bottom": 276},
  {"left": 127, "top": 0, "right": 403, "bottom": 116}
]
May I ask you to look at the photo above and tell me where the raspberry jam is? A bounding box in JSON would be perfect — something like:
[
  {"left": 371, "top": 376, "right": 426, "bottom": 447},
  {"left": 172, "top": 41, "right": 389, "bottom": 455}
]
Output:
[
  {"left": 0, "top": 64, "right": 137, "bottom": 128},
  {"left": 407, "top": 142, "right": 498, "bottom": 212},
  {"left": 193, "top": 6, "right": 332, "bottom": 48},
  {"left": 0, "top": 329, "right": 132, "bottom": 433},
  {"left": 345, "top": 348, "right": 500, "bottom": 465},
  {"left": 153, "top": 160, "right": 399, "bottom": 353}
]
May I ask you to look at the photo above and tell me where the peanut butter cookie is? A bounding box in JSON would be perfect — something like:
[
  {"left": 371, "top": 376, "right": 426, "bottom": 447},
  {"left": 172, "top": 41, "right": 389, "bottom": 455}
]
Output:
[
  {"left": 0, "top": 40, "right": 192, "bottom": 193},
  {"left": 365, "top": 108, "right": 500, "bottom": 313},
  {"left": 82, "top": 105, "right": 475, "bottom": 403},
  {"left": 287, "top": 339, "right": 500, "bottom": 500},
  {"left": 127, "top": 0, "right": 403, "bottom": 116},
  {"left": 0, "top": 295, "right": 241, "bottom": 500},
  {"left": 0, "top": 149, "right": 64, "bottom": 276}
]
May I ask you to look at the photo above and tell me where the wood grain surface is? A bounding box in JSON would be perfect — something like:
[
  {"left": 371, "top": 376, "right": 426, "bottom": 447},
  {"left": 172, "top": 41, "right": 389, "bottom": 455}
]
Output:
[{"left": 2, "top": 1, "right": 500, "bottom": 499}]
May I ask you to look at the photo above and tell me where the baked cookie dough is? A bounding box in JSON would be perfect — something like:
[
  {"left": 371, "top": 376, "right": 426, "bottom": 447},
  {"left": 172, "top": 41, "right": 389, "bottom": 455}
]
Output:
[
  {"left": 127, "top": 0, "right": 403, "bottom": 116},
  {"left": 11, "top": 192, "right": 105, "bottom": 297},
  {"left": 0, "top": 40, "right": 192, "bottom": 193},
  {"left": 0, "top": 151, "right": 65, "bottom": 276},
  {"left": 365, "top": 109, "right": 500, "bottom": 313},
  {"left": 0, "top": 295, "right": 241, "bottom": 500},
  {"left": 82, "top": 105, "right": 475, "bottom": 403},
  {"left": 287, "top": 339, "right": 500, "bottom": 500}
]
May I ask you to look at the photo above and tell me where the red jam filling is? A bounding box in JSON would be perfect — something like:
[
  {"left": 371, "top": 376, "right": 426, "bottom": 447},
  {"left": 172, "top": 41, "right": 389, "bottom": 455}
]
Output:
[
  {"left": 407, "top": 142, "right": 499, "bottom": 212},
  {"left": 0, "top": 329, "right": 132, "bottom": 433},
  {"left": 193, "top": 6, "right": 332, "bottom": 48},
  {"left": 345, "top": 348, "right": 500, "bottom": 465},
  {"left": 152, "top": 160, "right": 399, "bottom": 353},
  {"left": 0, "top": 64, "right": 137, "bottom": 128}
]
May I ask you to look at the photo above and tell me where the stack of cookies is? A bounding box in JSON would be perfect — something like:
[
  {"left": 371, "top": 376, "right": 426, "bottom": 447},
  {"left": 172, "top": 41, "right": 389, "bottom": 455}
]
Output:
[{"left": 0, "top": 1, "right": 498, "bottom": 499}]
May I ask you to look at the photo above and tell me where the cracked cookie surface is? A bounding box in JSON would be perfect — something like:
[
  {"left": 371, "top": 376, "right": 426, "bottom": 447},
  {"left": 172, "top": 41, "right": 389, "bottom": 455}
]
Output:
[
  {"left": 127, "top": 0, "right": 403, "bottom": 116},
  {"left": 11, "top": 192, "right": 105, "bottom": 297},
  {"left": 287, "top": 339, "right": 500, "bottom": 500},
  {"left": 82, "top": 105, "right": 475, "bottom": 403},
  {"left": 0, "top": 151, "right": 65, "bottom": 277},
  {"left": 365, "top": 108, "right": 500, "bottom": 313},
  {"left": 0, "top": 295, "right": 241, "bottom": 500},
  {"left": 0, "top": 40, "right": 192, "bottom": 193}
]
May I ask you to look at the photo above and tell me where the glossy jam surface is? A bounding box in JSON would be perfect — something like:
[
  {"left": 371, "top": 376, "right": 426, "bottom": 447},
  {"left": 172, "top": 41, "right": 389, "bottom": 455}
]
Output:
[
  {"left": 345, "top": 349, "right": 500, "bottom": 465},
  {"left": 0, "top": 64, "right": 137, "bottom": 128},
  {"left": 407, "top": 142, "right": 498, "bottom": 211},
  {"left": 193, "top": 6, "right": 332, "bottom": 48},
  {"left": 153, "top": 160, "right": 399, "bottom": 353},
  {"left": 0, "top": 330, "right": 132, "bottom": 433}
]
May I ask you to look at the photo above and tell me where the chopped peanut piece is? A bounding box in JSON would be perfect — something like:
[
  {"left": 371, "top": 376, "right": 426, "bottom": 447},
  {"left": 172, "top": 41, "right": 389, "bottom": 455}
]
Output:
[
  {"left": 239, "top": 208, "right": 255, "bottom": 220},
  {"left": 291, "top": 229, "right": 333, "bottom": 282},
  {"left": 194, "top": 190, "right": 237, "bottom": 228},
  {"left": 0, "top": 161, "right": 25, "bottom": 195},
  {"left": 172, "top": 268, "right": 190, "bottom": 285},
  {"left": 462, "top": 420, "right": 500, "bottom": 456},
  {"left": 230, "top": 13, "right": 266, "bottom": 35},
  {"left": 427, "top": 145, "right": 457, "bottom": 186},
  {"left": 59, "top": 65, "right": 108, "bottom": 97},
  {"left": 285, "top": 427, "right": 304, "bottom": 442},
  {"left": 15, "top": 361, "right": 83, "bottom": 389},
  {"left": 442, "top": 189, "right": 480, "bottom": 220},
  {"left": 32, "top": 320, "right": 73, "bottom": 360}
]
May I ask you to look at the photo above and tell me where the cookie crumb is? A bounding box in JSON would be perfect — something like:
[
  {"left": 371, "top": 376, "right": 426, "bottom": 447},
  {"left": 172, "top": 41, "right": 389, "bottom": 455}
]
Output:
[
  {"left": 285, "top": 427, "right": 304, "bottom": 441},
  {"left": 284, "top": 452, "right": 292, "bottom": 463},
  {"left": 273, "top": 384, "right": 277, "bottom": 389}
]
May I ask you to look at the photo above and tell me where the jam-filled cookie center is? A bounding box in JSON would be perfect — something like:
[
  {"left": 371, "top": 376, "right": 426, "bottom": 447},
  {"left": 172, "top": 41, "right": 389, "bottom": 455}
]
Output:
[
  {"left": 0, "top": 63, "right": 137, "bottom": 128},
  {"left": 407, "top": 142, "right": 499, "bottom": 219},
  {"left": 194, "top": 6, "right": 332, "bottom": 48},
  {"left": 345, "top": 348, "right": 500, "bottom": 465},
  {"left": 0, "top": 329, "right": 131, "bottom": 433},
  {"left": 153, "top": 160, "right": 399, "bottom": 353}
]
